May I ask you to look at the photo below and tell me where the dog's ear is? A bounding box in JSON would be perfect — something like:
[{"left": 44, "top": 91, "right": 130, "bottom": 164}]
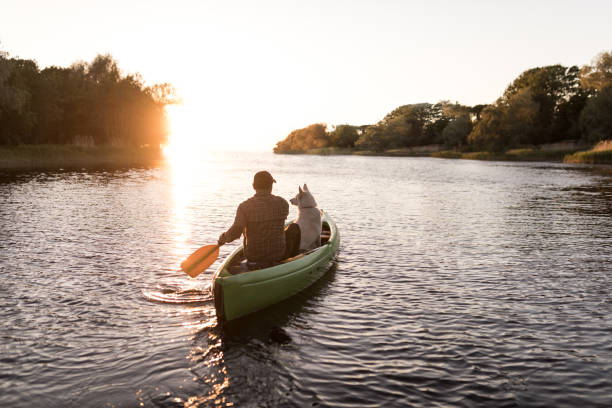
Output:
[
  {"left": 303, "top": 184, "right": 309, "bottom": 191},
  {"left": 299, "top": 186, "right": 303, "bottom": 194}
]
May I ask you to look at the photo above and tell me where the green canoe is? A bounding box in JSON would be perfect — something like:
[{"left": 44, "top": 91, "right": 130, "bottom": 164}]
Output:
[{"left": 211, "top": 210, "right": 340, "bottom": 323}]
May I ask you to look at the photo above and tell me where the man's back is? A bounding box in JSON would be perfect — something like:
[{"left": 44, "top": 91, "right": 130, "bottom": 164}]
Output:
[{"left": 230, "top": 191, "right": 289, "bottom": 263}]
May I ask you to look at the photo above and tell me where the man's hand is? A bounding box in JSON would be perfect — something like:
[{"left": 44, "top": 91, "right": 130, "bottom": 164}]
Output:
[{"left": 217, "top": 232, "right": 226, "bottom": 246}]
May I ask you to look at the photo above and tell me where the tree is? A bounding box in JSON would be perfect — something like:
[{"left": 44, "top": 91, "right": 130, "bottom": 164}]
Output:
[
  {"left": 328, "top": 124, "right": 359, "bottom": 148},
  {"left": 470, "top": 104, "right": 487, "bottom": 121},
  {"left": 580, "top": 87, "right": 612, "bottom": 144},
  {"left": 87, "top": 54, "right": 120, "bottom": 85},
  {"left": 378, "top": 103, "right": 446, "bottom": 147},
  {"left": 577, "top": 51, "right": 612, "bottom": 144},
  {"left": 501, "top": 64, "right": 582, "bottom": 143},
  {"left": 442, "top": 116, "right": 472, "bottom": 148},
  {"left": 274, "top": 123, "right": 329, "bottom": 152},
  {"left": 466, "top": 89, "right": 540, "bottom": 151},
  {"left": 503, "top": 88, "right": 540, "bottom": 145},
  {"left": 0, "top": 51, "right": 174, "bottom": 146},
  {"left": 439, "top": 102, "right": 473, "bottom": 148},
  {"left": 270, "top": 49, "right": 611, "bottom": 153},
  {"left": 354, "top": 124, "right": 387, "bottom": 151},
  {"left": 467, "top": 104, "right": 507, "bottom": 152},
  {"left": 0, "top": 58, "right": 37, "bottom": 144},
  {"left": 441, "top": 102, "right": 471, "bottom": 119},
  {"left": 580, "top": 51, "right": 612, "bottom": 92},
  {"left": 552, "top": 91, "right": 588, "bottom": 141}
]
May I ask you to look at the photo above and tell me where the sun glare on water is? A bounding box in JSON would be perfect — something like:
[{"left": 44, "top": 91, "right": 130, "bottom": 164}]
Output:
[{"left": 163, "top": 104, "right": 217, "bottom": 262}]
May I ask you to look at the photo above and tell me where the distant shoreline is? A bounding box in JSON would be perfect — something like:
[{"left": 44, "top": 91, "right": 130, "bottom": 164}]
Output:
[
  {"left": 274, "top": 143, "right": 612, "bottom": 165},
  {"left": 0, "top": 145, "right": 164, "bottom": 170}
]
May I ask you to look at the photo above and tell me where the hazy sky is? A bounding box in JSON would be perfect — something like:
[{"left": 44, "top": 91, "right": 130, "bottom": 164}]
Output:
[{"left": 1, "top": 0, "right": 611, "bottom": 150}]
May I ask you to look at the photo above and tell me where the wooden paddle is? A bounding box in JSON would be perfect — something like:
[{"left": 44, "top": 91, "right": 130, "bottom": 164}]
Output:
[{"left": 180, "top": 244, "right": 221, "bottom": 278}]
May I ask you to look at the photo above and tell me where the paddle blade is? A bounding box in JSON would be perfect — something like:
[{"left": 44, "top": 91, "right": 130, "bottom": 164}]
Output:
[{"left": 180, "top": 245, "right": 219, "bottom": 278}]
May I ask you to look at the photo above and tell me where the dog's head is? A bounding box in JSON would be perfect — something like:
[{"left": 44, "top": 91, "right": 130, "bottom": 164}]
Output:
[{"left": 290, "top": 184, "right": 317, "bottom": 209}]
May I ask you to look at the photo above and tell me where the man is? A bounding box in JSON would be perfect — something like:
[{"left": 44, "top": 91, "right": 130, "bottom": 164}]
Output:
[{"left": 218, "top": 170, "right": 298, "bottom": 269}]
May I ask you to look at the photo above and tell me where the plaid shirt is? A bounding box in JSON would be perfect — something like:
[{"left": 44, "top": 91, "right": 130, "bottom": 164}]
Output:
[{"left": 224, "top": 191, "right": 289, "bottom": 262}]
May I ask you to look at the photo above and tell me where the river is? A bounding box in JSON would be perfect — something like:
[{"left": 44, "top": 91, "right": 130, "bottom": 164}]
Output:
[{"left": 1, "top": 152, "right": 611, "bottom": 407}]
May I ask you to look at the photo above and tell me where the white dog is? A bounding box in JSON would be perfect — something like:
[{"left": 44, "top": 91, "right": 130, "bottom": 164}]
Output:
[{"left": 290, "top": 184, "right": 322, "bottom": 251}]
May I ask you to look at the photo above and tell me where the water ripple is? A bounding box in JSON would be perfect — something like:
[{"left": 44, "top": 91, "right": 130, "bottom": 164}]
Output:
[{"left": 1, "top": 155, "right": 612, "bottom": 407}]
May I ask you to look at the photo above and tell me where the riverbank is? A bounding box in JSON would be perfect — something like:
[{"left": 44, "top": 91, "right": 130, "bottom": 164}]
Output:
[
  {"left": 276, "top": 142, "right": 612, "bottom": 164},
  {"left": 0, "top": 145, "right": 164, "bottom": 170},
  {"left": 564, "top": 141, "right": 612, "bottom": 164}
]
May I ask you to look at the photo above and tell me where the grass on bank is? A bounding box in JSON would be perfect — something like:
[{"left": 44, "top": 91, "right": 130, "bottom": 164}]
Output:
[
  {"left": 432, "top": 148, "right": 582, "bottom": 161},
  {"left": 303, "top": 145, "right": 445, "bottom": 157},
  {"left": 297, "top": 145, "right": 589, "bottom": 162},
  {"left": 282, "top": 140, "right": 612, "bottom": 165},
  {"left": 0, "top": 144, "right": 163, "bottom": 169},
  {"left": 564, "top": 141, "right": 612, "bottom": 164}
]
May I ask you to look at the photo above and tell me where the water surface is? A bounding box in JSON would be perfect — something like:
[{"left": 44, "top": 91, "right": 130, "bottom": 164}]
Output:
[{"left": 1, "top": 153, "right": 611, "bottom": 407}]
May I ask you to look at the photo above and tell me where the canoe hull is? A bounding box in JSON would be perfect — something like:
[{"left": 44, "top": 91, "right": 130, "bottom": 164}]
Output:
[{"left": 211, "top": 211, "right": 340, "bottom": 323}]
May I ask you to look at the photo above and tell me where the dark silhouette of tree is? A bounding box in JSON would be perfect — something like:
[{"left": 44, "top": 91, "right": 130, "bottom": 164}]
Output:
[
  {"left": 0, "top": 57, "right": 37, "bottom": 144},
  {"left": 580, "top": 87, "right": 612, "bottom": 144},
  {"left": 0, "top": 50, "right": 175, "bottom": 147}
]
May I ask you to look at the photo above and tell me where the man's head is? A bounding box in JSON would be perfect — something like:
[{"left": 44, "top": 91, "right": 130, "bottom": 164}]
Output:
[{"left": 253, "top": 170, "right": 276, "bottom": 192}]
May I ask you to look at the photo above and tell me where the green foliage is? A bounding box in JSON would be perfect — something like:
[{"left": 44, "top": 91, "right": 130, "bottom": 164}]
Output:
[
  {"left": 503, "top": 88, "right": 540, "bottom": 145},
  {"left": 552, "top": 90, "right": 589, "bottom": 141},
  {"left": 381, "top": 103, "right": 442, "bottom": 146},
  {"left": 273, "top": 123, "right": 329, "bottom": 153},
  {"left": 580, "top": 51, "right": 612, "bottom": 92},
  {"left": 579, "top": 87, "right": 612, "bottom": 144},
  {"left": 0, "top": 52, "right": 175, "bottom": 146},
  {"left": 442, "top": 115, "right": 472, "bottom": 148},
  {"left": 467, "top": 104, "right": 507, "bottom": 152},
  {"left": 354, "top": 124, "right": 387, "bottom": 151},
  {"left": 328, "top": 125, "right": 360, "bottom": 148},
  {"left": 500, "top": 64, "right": 583, "bottom": 144},
  {"left": 353, "top": 102, "right": 455, "bottom": 151}
]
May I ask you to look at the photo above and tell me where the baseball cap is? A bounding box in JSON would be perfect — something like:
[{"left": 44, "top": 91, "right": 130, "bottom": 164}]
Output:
[{"left": 253, "top": 170, "right": 276, "bottom": 189}]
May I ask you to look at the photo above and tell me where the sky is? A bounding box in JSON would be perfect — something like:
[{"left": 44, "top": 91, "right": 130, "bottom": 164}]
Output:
[{"left": 1, "top": 0, "right": 611, "bottom": 151}]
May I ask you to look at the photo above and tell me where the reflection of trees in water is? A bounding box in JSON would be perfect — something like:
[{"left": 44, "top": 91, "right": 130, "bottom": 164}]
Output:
[{"left": 558, "top": 168, "right": 612, "bottom": 216}]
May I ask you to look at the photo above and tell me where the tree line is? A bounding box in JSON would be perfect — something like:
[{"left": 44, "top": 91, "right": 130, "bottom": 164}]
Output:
[
  {"left": 0, "top": 50, "right": 177, "bottom": 147},
  {"left": 275, "top": 51, "right": 612, "bottom": 153}
]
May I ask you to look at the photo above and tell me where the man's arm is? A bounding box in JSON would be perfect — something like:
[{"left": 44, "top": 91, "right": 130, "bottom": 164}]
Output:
[{"left": 218, "top": 205, "right": 247, "bottom": 245}]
